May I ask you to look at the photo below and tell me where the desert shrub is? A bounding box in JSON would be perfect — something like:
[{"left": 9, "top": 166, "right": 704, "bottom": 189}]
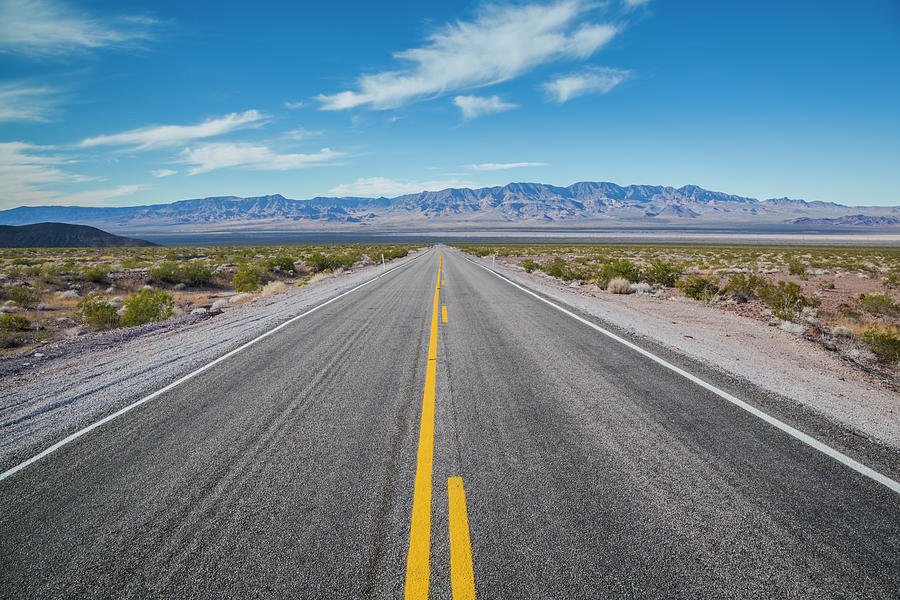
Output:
[
  {"left": 676, "top": 275, "right": 720, "bottom": 302},
  {"left": 0, "top": 284, "right": 40, "bottom": 307},
  {"left": 232, "top": 264, "right": 263, "bottom": 292},
  {"left": 723, "top": 273, "right": 766, "bottom": 297},
  {"left": 76, "top": 293, "right": 120, "bottom": 330},
  {"left": 328, "top": 252, "right": 360, "bottom": 270},
  {"left": 758, "top": 280, "right": 821, "bottom": 320},
  {"left": 642, "top": 260, "right": 682, "bottom": 287},
  {"left": 606, "top": 277, "right": 632, "bottom": 294},
  {"left": 855, "top": 293, "right": 899, "bottom": 317},
  {"left": 541, "top": 258, "right": 591, "bottom": 281},
  {"left": 597, "top": 259, "right": 640, "bottom": 287},
  {"left": 885, "top": 271, "right": 900, "bottom": 289},
  {"left": 306, "top": 252, "right": 329, "bottom": 273},
  {"left": 0, "top": 314, "right": 31, "bottom": 348},
  {"left": 120, "top": 258, "right": 151, "bottom": 270},
  {"left": 522, "top": 259, "right": 539, "bottom": 273},
  {"left": 150, "top": 260, "right": 213, "bottom": 286},
  {"left": 788, "top": 260, "right": 807, "bottom": 278},
  {"left": 0, "top": 313, "right": 30, "bottom": 331},
  {"left": 260, "top": 280, "right": 288, "bottom": 296},
  {"left": 381, "top": 247, "right": 409, "bottom": 260},
  {"left": 79, "top": 263, "right": 110, "bottom": 283},
  {"left": 862, "top": 328, "right": 900, "bottom": 362},
  {"left": 265, "top": 253, "right": 296, "bottom": 272},
  {"left": 39, "top": 263, "right": 63, "bottom": 283},
  {"left": 120, "top": 289, "right": 174, "bottom": 327}
]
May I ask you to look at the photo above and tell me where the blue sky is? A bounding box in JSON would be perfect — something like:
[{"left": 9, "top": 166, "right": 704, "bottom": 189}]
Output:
[{"left": 0, "top": 0, "right": 898, "bottom": 209}]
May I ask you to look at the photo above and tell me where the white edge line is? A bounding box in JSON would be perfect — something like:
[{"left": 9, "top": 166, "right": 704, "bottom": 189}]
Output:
[
  {"left": 0, "top": 252, "right": 426, "bottom": 483},
  {"left": 462, "top": 252, "right": 900, "bottom": 495}
]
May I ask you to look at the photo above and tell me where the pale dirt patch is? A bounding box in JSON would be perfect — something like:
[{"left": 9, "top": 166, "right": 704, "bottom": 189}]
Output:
[{"left": 476, "top": 254, "right": 900, "bottom": 450}]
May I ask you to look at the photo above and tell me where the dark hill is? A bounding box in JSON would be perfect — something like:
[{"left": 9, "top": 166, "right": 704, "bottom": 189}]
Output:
[{"left": 0, "top": 223, "right": 158, "bottom": 248}]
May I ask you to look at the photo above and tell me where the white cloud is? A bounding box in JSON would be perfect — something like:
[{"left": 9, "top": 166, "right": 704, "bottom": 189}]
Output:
[
  {"left": 327, "top": 176, "right": 475, "bottom": 198},
  {"left": 0, "top": 0, "right": 159, "bottom": 56},
  {"left": 543, "top": 67, "right": 630, "bottom": 102},
  {"left": 317, "top": 1, "right": 618, "bottom": 110},
  {"left": 78, "top": 110, "right": 266, "bottom": 150},
  {"left": 151, "top": 168, "right": 176, "bottom": 178},
  {"left": 0, "top": 83, "right": 59, "bottom": 122},
  {"left": 454, "top": 95, "right": 517, "bottom": 120},
  {"left": 284, "top": 101, "right": 305, "bottom": 109},
  {"left": 286, "top": 125, "right": 322, "bottom": 140},
  {"left": 179, "top": 142, "right": 345, "bottom": 175},
  {"left": 469, "top": 161, "right": 548, "bottom": 171},
  {"left": 0, "top": 142, "right": 147, "bottom": 207},
  {"left": 623, "top": 0, "right": 650, "bottom": 8}
]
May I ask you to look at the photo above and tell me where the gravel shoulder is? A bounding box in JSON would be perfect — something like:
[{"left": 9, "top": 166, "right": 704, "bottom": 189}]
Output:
[
  {"left": 471, "top": 253, "right": 899, "bottom": 453},
  {"left": 0, "top": 251, "right": 423, "bottom": 473}
]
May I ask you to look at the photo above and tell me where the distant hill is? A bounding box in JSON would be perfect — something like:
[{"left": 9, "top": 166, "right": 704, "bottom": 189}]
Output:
[
  {"left": 0, "top": 183, "right": 896, "bottom": 231},
  {"left": 788, "top": 214, "right": 900, "bottom": 226},
  {"left": 0, "top": 223, "right": 158, "bottom": 248}
]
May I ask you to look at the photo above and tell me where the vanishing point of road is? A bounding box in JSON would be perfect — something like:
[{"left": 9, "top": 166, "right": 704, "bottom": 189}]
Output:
[{"left": 1, "top": 247, "right": 898, "bottom": 598}]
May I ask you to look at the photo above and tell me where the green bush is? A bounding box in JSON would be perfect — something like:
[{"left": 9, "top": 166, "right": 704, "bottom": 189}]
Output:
[
  {"left": 788, "top": 260, "right": 807, "bottom": 278},
  {"left": 150, "top": 260, "right": 214, "bottom": 286},
  {"left": 676, "top": 275, "right": 720, "bottom": 302},
  {"left": 862, "top": 328, "right": 900, "bottom": 362},
  {"left": 855, "top": 293, "right": 899, "bottom": 317},
  {"left": 0, "top": 284, "right": 41, "bottom": 307},
  {"left": 522, "top": 259, "right": 539, "bottom": 273},
  {"left": 76, "top": 293, "right": 120, "bottom": 330},
  {"left": 758, "top": 280, "right": 820, "bottom": 320},
  {"left": 120, "top": 289, "right": 174, "bottom": 327},
  {"left": 642, "top": 260, "right": 682, "bottom": 287},
  {"left": 306, "top": 252, "right": 329, "bottom": 273},
  {"left": 79, "top": 263, "right": 110, "bottom": 283},
  {"left": 381, "top": 247, "right": 409, "bottom": 260},
  {"left": 232, "top": 264, "right": 263, "bottom": 292},
  {"left": 723, "top": 273, "right": 766, "bottom": 297},
  {"left": 597, "top": 259, "right": 641, "bottom": 287},
  {"left": 885, "top": 271, "right": 900, "bottom": 289},
  {"left": 265, "top": 253, "right": 296, "bottom": 272},
  {"left": 0, "top": 313, "right": 31, "bottom": 331},
  {"left": 541, "top": 258, "right": 591, "bottom": 281}
]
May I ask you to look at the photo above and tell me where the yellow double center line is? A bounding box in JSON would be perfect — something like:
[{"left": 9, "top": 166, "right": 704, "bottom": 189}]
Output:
[{"left": 405, "top": 253, "right": 476, "bottom": 599}]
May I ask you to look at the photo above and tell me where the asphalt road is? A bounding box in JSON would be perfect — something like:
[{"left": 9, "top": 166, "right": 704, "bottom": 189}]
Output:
[{"left": 1, "top": 247, "right": 898, "bottom": 599}]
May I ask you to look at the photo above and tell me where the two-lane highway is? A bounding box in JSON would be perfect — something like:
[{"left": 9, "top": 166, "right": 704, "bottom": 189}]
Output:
[{"left": 1, "top": 246, "right": 898, "bottom": 598}]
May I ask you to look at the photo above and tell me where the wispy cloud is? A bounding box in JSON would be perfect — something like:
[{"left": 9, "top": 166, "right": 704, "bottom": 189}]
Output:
[
  {"left": 543, "top": 67, "right": 630, "bottom": 102},
  {"left": 286, "top": 125, "right": 323, "bottom": 140},
  {"left": 179, "top": 142, "right": 345, "bottom": 175},
  {"left": 0, "top": 0, "right": 159, "bottom": 56},
  {"left": 469, "top": 161, "right": 548, "bottom": 171},
  {"left": 0, "top": 83, "right": 59, "bottom": 122},
  {"left": 284, "top": 101, "right": 305, "bottom": 109},
  {"left": 317, "top": 1, "right": 618, "bottom": 110},
  {"left": 78, "top": 110, "right": 266, "bottom": 150},
  {"left": 454, "top": 95, "right": 517, "bottom": 120},
  {"left": 0, "top": 141, "right": 147, "bottom": 207},
  {"left": 151, "top": 168, "right": 176, "bottom": 178},
  {"left": 623, "top": 0, "right": 650, "bottom": 8},
  {"left": 328, "top": 176, "right": 475, "bottom": 197}
]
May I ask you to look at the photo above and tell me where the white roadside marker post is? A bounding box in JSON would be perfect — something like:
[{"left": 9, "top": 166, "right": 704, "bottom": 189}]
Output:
[
  {"left": 382, "top": 253, "right": 385, "bottom": 268},
  {"left": 492, "top": 254, "right": 496, "bottom": 269}
]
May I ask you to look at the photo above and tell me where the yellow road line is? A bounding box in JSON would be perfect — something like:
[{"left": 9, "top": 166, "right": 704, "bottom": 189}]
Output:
[
  {"left": 442, "top": 280, "right": 445, "bottom": 286},
  {"left": 448, "top": 477, "right": 476, "bottom": 600},
  {"left": 441, "top": 306, "right": 448, "bottom": 323},
  {"left": 405, "top": 253, "right": 442, "bottom": 599}
]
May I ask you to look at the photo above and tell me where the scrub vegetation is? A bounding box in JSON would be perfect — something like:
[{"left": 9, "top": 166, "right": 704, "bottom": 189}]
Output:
[
  {"left": 456, "top": 243, "right": 900, "bottom": 371},
  {"left": 0, "top": 243, "right": 415, "bottom": 353}
]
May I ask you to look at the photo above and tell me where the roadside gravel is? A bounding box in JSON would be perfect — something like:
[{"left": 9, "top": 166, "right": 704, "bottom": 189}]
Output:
[
  {"left": 474, "top": 254, "right": 900, "bottom": 451},
  {"left": 0, "top": 251, "right": 422, "bottom": 473}
]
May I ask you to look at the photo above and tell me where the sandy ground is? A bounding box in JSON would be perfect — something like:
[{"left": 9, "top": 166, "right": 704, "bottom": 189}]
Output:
[
  {"left": 0, "top": 251, "right": 423, "bottom": 473},
  {"left": 474, "top": 254, "right": 899, "bottom": 451}
]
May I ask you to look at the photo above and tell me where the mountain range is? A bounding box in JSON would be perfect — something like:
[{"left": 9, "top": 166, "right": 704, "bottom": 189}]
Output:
[{"left": 1, "top": 182, "right": 897, "bottom": 232}]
